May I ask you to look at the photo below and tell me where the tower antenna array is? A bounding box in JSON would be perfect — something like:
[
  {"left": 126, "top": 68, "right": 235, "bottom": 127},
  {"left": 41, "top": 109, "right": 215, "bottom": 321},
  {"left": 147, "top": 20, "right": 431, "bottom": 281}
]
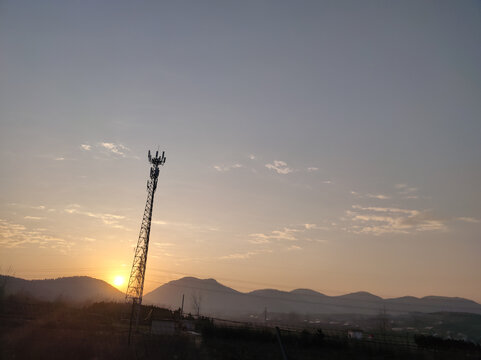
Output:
[{"left": 125, "top": 149, "right": 166, "bottom": 341}]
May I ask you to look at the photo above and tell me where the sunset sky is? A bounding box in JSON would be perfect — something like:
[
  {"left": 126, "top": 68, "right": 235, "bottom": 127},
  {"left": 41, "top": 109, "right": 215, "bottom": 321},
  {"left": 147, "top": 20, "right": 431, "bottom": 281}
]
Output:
[{"left": 1, "top": 1, "right": 480, "bottom": 302}]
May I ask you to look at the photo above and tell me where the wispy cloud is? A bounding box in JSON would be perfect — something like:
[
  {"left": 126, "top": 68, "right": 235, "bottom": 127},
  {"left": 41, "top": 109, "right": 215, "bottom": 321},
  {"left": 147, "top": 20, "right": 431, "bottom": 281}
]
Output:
[
  {"left": 286, "top": 245, "right": 302, "bottom": 251},
  {"left": 249, "top": 154, "right": 256, "bottom": 160},
  {"left": 395, "top": 184, "right": 418, "bottom": 196},
  {"left": 366, "top": 194, "right": 390, "bottom": 200},
  {"left": 80, "top": 142, "right": 135, "bottom": 159},
  {"left": 153, "top": 242, "right": 175, "bottom": 248},
  {"left": 213, "top": 163, "right": 243, "bottom": 172},
  {"left": 307, "top": 167, "right": 319, "bottom": 172},
  {"left": 64, "top": 205, "right": 129, "bottom": 230},
  {"left": 54, "top": 157, "right": 65, "bottom": 161},
  {"left": 351, "top": 205, "right": 417, "bottom": 215},
  {"left": 346, "top": 205, "right": 446, "bottom": 235},
  {"left": 249, "top": 227, "right": 300, "bottom": 243},
  {"left": 0, "top": 219, "right": 69, "bottom": 250},
  {"left": 351, "top": 191, "right": 390, "bottom": 200},
  {"left": 457, "top": 217, "right": 480, "bottom": 224},
  {"left": 220, "top": 249, "right": 272, "bottom": 260},
  {"left": 100, "top": 142, "right": 129, "bottom": 157},
  {"left": 152, "top": 220, "right": 219, "bottom": 232},
  {"left": 304, "top": 223, "right": 328, "bottom": 230},
  {"left": 24, "top": 216, "right": 44, "bottom": 220},
  {"left": 8, "top": 203, "right": 49, "bottom": 211},
  {"left": 265, "top": 160, "right": 293, "bottom": 175},
  {"left": 249, "top": 223, "right": 327, "bottom": 244}
]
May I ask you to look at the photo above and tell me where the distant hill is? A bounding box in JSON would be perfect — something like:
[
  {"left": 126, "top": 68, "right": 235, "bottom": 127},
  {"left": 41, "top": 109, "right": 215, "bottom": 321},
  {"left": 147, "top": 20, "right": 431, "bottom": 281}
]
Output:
[
  {"left": 0, "top": 275, "right": 124, "bottom": 303},
  {"left": 3, "top": 275, "right": 480, "bottom": 317},
  {"left": 143, "top": 277, "right": 481, "bottom": 317},
  {"left": 142, "top": 277, "right": 250, "bottom": 315}
]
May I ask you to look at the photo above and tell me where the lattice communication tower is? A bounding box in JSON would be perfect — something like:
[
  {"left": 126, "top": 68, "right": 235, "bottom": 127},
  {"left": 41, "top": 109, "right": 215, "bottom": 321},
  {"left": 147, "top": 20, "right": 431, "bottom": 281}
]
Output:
[{"left": 125, "top": 149, "right": 166, "bottom": 332}]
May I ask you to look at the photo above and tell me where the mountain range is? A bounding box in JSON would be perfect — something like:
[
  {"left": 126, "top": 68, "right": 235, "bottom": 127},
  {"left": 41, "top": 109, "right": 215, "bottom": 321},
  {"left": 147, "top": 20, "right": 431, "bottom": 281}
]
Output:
[
  {"left": 0, "top": 275, "right": 123, "bottom": 303},
  {"left": 144, "top": 277, "right": 481, "bottom": 316},
  {"left": 2, "top": 275, "right": 480, "bottom": 316}
]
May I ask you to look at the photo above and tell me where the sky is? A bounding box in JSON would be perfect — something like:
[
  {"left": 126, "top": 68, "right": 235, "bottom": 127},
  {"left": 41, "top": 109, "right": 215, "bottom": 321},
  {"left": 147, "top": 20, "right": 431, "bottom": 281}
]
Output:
[{"left": 0, "top": 0, "right": 480, "bottom": 302}]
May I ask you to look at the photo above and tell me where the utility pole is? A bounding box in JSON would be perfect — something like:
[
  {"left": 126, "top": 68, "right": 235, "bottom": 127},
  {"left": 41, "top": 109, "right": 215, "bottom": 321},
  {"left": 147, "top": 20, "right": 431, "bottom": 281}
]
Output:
[
  {"left": 181, "top": 294, "right": 185, "bottom": 317},
  {"left": 125, "top": 149, "right": 166, "bottom": 345},
  {"left": 275, "top": 327, "right": 288, "bottom": 360}
]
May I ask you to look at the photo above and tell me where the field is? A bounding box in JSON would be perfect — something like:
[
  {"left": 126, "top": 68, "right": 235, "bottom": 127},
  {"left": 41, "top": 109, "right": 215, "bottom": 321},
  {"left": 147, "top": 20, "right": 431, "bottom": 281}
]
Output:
[{"left": 1, "top": 295, "right": 480, "bottom": 360}]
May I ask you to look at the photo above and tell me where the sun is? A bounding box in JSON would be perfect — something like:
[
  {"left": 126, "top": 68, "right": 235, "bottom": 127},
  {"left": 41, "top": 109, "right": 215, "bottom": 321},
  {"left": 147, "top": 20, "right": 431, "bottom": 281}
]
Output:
[{"left": 113, "top": 275, "right": 125, "bottom": 288}]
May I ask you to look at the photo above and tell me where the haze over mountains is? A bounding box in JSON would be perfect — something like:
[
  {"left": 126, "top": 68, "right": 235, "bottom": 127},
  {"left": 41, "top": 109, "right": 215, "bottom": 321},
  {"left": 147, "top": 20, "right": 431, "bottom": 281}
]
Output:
[
  {"left": 0, "top": 275, "right": 123, "bottom": 303},
  {"left": 144, "top": 277, "right": 481, "bottom": 316},
  {"left": 2, "top": 275, "right": 480, "bottom": 316}
]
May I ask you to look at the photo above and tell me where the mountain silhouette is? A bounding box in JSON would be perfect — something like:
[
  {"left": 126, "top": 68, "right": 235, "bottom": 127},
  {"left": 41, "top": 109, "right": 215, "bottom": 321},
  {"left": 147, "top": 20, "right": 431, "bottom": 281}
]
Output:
[
  {"left": 143, "top": 276, "right": 481, "bottom": 316},
  {"left": 1, "top": 275, "right": 123, "bottom": 302},
  {"left": 3, "top": 275, "right": 480, "bottom": 316}
]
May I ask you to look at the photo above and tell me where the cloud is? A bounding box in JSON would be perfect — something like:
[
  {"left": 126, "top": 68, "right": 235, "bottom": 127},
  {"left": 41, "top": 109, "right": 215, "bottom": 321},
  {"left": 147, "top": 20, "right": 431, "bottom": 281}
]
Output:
[
  {"left": 249, "top": 227, "right": 300, "bottom": 243},
  {"left": 152, "top": 220, "right": 168, "bottom": 225},
  {"left": 100, "top": 142, "right": 129, "bottom": 157},
  {"left": 265, "top": 160, "right": 293, "bottom": 174},
  {"left": 81, "top": 142, "right": 137, "bottom": 159},
  {"left": 249, "top": 154, "right": 256, "bottom": 160},
  {"left": 248, "top": 237, "right": 272, "bottom": 244},
  {"left": 351, "top": 205, "right": 417, "bottom": 215},
  {"left": 153, "top": 242, "right": 175, "bottom": 248},
  {"left": 395, "top": 183, "right": 418, "bottom": 195},
  {"left": 249, "top": 223, "right": 327, "bottom": 244},
  {"left": 220, "top": 249, "right": 272, "bottom": 260},
  {"left": 0, "top": 219, "right": 69, "bottom": 249},
  {"left": 54, "top": 157, "right": 65, "bottom": 161},
  {"left": 152, "top": 220, "right": 219, "bottom": 232},
  {"left": 307, "top": 167, "right": 319, "bottom": 172},
  {"left": 286, "top": 245, "right": 302, "bottom": 251},
  {"left": 213, "top": 163, "right": 243, "bottom": 172},
  {"left": 220, "top": 252, "right": 256, "bottom": 260},
  {"left": 64, "top": 206, "right": 128, "bottom": 230},
  {"left": 303, "top": 223, "right": 328, "bottom": 230},
  {"left": 24, "top": 216, "right": 44, "bottom": 220},
  {"left": 8, "top": 203, "right": 50, "bottom": 211},
  {"left": 346, "top": 205, "right": 446, "bottom": 235},
  {"left": 351, "top": 191, "right": 390, "bottom": 200},
  {"left": 323, "top": 180, "right": 332, "bottom": 184},
  {"left": 457, "top": 217, "right": 480, "bottom": 224},
  {"left": 366, "top": 194, "right": 390, "bottom": 200}
]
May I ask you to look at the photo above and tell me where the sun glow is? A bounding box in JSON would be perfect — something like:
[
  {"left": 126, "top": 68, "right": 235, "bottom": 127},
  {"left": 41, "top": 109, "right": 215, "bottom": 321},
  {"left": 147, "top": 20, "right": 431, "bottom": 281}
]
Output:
[{"left": 113, "top": 275, "right": 125, "bottom": 288}]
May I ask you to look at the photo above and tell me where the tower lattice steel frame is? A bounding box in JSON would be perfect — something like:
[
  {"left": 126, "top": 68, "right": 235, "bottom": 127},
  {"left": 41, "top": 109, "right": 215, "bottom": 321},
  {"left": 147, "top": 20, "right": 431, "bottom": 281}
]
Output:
[{"left": 126, "top": 149, "right": 166, "bottom": 335}]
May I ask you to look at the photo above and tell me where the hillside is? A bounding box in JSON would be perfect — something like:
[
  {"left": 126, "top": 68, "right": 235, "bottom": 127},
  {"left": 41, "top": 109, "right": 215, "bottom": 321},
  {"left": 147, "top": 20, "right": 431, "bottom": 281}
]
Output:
[
  {"left": 143, "top": 277, "right": 481, "bottom": 317},
  {"left": 142, "top": 277, "right": 252, "bottom": 316},
  {"left": 0, "top": 275, "right": 124, "bottom": 303},
  {"left": 3, "top": 275, "right": 480, "bottom": 317}
]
